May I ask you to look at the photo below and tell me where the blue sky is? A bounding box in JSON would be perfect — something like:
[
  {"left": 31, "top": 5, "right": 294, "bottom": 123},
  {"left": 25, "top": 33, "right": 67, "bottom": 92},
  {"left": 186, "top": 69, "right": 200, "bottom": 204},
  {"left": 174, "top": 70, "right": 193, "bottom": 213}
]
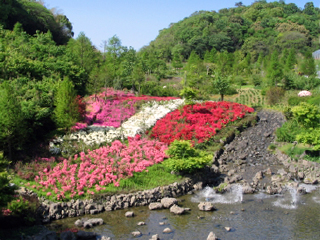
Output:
[{"left": 44, "top": 0, "right": 314, "bottom": 51}]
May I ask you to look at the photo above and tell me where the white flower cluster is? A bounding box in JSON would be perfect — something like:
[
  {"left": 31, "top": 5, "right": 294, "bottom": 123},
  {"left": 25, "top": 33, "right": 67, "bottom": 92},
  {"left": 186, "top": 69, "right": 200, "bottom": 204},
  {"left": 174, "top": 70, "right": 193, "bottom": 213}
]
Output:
[{"left": 49, "top": 99, "right": 185, "bottom": 154}]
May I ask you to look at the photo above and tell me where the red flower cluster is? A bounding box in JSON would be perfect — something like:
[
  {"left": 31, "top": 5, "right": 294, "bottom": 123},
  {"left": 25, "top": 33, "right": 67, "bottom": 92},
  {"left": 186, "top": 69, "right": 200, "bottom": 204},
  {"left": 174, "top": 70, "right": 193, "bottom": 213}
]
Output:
[{"left": 149, "top": 101, "right": 254, "bottom": 144}]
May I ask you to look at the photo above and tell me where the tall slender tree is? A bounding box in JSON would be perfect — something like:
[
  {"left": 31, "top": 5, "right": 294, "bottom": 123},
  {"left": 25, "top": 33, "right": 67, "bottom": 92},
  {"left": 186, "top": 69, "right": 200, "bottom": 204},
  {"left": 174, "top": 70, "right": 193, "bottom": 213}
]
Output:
[{"left": 53, "top": 77, "right": 79, "bottom": 130}]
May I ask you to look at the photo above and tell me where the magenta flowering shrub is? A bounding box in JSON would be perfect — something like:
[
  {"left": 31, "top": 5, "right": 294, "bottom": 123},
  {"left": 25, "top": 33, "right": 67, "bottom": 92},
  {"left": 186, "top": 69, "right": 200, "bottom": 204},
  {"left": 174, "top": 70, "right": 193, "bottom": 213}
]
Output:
[
  {"left": 74, "top": 88, "right": 179, "bottom": 129},
  {"left": 33, "top": 136, "right": 168, "bottom": 200}
]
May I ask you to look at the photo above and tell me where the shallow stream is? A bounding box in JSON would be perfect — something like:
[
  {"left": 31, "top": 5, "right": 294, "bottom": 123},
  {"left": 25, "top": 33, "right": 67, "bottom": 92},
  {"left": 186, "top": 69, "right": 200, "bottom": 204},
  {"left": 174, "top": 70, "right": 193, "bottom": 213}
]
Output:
[{"left": 47, "top": 184, "right": 320, "bottom": 240}]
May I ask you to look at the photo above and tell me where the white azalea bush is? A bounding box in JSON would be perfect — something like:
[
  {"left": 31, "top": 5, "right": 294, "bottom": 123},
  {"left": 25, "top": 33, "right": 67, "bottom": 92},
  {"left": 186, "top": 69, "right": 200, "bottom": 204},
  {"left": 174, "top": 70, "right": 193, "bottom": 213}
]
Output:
[{"left": 49, "top": 99, "right": 185, "bottom": 155}]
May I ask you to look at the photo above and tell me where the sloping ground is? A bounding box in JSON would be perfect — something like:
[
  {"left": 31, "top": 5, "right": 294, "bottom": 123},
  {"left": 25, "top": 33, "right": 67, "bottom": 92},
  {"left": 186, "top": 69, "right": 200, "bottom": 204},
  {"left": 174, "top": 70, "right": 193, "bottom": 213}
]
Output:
[{"left": 215, "top": 110, "right": 287, "bottom": 192}]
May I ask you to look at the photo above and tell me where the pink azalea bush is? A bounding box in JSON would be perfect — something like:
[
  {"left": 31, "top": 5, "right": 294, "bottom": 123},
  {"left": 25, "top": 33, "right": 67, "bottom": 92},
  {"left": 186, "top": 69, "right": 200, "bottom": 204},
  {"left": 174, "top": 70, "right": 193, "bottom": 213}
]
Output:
[
  {"left": 33, "top": 136, "right": 168, "bottom": 200},
  {"left": 298, "top": 90, "right": 312, "bottom": 97},
  {"left": 74, "top": 88, "right": 179, "bottom": 129}
]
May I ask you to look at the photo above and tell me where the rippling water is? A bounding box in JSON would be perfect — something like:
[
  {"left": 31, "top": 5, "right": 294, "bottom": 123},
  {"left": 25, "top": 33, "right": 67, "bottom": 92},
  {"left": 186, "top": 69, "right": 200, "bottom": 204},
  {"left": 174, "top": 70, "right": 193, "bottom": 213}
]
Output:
[{"left": 48, "top": 185, "right": 320, "bottom": 240}]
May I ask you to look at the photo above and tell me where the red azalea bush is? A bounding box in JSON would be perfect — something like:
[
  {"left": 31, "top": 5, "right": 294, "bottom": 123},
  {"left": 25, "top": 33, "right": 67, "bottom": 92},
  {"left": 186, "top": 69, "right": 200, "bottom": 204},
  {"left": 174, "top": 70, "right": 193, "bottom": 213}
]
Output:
[{"left": 149, "top": 101, "right": 254, "bottom": 144}]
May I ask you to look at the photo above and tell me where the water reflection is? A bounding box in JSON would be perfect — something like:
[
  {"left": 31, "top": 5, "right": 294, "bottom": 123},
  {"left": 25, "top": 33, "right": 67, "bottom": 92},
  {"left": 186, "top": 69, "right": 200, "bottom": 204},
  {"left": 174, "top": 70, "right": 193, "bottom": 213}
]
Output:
[{"left": 48, "top": 185, "right": 320, "bottom": 239}]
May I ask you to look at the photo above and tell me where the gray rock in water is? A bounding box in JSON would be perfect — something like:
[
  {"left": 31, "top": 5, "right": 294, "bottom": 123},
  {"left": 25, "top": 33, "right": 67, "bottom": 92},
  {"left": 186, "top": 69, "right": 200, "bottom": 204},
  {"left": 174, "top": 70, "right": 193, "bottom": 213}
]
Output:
[
  {"left": 100, "top": 236, "right": 111, "bottom": 240},
  {"left": 125, "top": 211, "right": 134, "bottom": 217},
  {"left": 161, "top": 197, "right": 178, "bottom": 208},
  {"left": 159, "top": 221, "right": 166, "bottom": 225},
  {"left": 170, "top": 204, "right": 185, "bottom": 215},
  {"left": 298, "top": 171, "right": 305, "bottom": 180},
  {"left": 225, "top": 227, "right": 232, "bottom": 232},
  {"left": 207, "top": 231, "right": 218, "bottom": 240},
  {"left": 149, "top": 234, "right": 160, "bottom": 240},
  {"left": 163, "top": 227, "right": 173, "bottom": 233},
  {"left": 198, "top": 202, "right": 216, "bottom": 211},
  {"left": 297, "top": 187, "right": 307, "bottom": 195},
  {"left": 76, "top": 231, "right": 96, "bottom": 240},
  {"left": 137, "top": 221, "right": 146, "bottom": 226},
  {"left": 131, "top": 231, "right": 141, "bottom": 237},
  {"left": 60, "top": 231, "right": 76, "bottom": 240},
  {"left": 193, "top": 182, "right": 204, "bottom": 190},
  {"left": 75, "top": 218, "right": 104, "bottom": 228},
  {"left": 149, "top": 202, "right": 163, "bottom": 210}
]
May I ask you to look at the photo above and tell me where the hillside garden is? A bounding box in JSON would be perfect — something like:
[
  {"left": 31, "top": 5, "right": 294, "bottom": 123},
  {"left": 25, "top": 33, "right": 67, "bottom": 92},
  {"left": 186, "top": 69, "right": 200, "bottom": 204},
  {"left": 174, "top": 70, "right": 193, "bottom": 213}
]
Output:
[{"left": 1, "top": 0, "right": 320, "bottom": 227}]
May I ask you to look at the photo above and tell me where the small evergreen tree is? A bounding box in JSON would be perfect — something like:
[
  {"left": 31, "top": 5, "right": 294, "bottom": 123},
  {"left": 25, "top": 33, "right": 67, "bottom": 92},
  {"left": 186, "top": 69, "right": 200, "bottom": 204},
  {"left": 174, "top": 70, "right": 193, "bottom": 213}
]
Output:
[
  {"left": 267, "top": 50, "right": 283, "bottom": 86},
  {"left": 0, "top": 82, "right": 26, "bottom": 160},
  {"left": 53, "top": 77, "right": 80, "bottom": 130},
  {"left": 285, "top": 48, "right": 296, "bottom": 71},
  {"left": 301, "top": 51, "right": 316, "bottom": 76},
  {"left": 172, "top": 52, "right": 183, "bottom": 69}
]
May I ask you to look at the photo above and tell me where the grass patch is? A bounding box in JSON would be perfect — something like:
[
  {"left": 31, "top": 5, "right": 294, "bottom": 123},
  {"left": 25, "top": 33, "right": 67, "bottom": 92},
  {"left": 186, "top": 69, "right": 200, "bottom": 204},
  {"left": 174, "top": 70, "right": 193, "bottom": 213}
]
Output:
[{"left": 278, "top": 143, "right": 319, "bottom": 162}]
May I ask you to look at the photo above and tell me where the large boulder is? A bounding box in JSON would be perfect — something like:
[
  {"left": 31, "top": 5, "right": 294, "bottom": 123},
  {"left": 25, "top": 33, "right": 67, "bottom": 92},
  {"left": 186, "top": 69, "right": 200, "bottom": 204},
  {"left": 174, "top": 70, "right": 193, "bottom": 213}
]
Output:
[{"left": 161, "top": 197, "right": 178, "bottom": 208}]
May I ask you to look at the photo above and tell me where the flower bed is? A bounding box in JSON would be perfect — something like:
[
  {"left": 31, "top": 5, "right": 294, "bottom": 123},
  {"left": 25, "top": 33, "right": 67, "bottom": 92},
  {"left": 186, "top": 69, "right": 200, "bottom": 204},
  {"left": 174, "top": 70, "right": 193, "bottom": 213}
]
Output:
[
  {"left": 73, "top": 88, "right": 179, "bottom": 130},
  {"left": 149, "top": 101, "right": 254, "bottom": 144},
  {"left": 35, "top": 136, "right": 167, "bottom": 200}
]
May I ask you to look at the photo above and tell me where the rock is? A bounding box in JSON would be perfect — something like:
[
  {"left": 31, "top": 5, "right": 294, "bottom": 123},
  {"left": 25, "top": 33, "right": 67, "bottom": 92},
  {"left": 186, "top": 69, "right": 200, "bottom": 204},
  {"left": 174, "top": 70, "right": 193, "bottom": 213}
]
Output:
[
  {"left": 277, "top": 168, "right": 288, "bottom": 176},
  {"left": 229, "top": 174, "right": 243, "bottom": 183},
  {"left": 254, "top": 171, "right": 263, "bottom": 180},
  {"left": 198, "top": 202, "right": 216, "bottom": 211},
  {"left": 297, "top": 187, "right": 307, "bottom": 195},
  {"left": 60, "top": 231, "right": 76, "bottom": 240},
  {"left": 100, "top": 236, "right": 111, "bottom": 240},
  {"left": 207, "top": 232, "right": 218, "bottom": 240},
  {"left": 298, "top": 171, "right": 305, "bottom": 179},
  {"left": 266, "top": 168, "right": 272, "bottom": 175},
  {"left": 170, "top": 204, "right": 185, "bottom": 215},
  {"left": 81, "top": 218, "right": 104, "bottom": 228},
  {"left": 137, "top": 221, "right": 146, "bottom": 226},
  {"left": 230, "top": 211, "right": 235, "bottom": 215},
  {"left": 34, "top": 231, "right": 58, "bottom": 240},
  {"left": 159, "top": 222, "right": 166, "bottom": 225},
  {"left": 184, "top": 208, "right": 191, "bottom": 211},
  {"left": 149, "top": 202, "right": 163, "bottom": 210},
  {"left": 161, "top": 197, "right": 178, "bottom": 208},
  {"left": 228, "top": 169, "right": 236, "bottom": 176},
  {"left": 163, "top": 227, "right": 173, "bottom": 233},
  {"left": 125, "top": 211, "right": 134, "bottom": 217},
  {"left": 193, "top": 182, "right": 203, "bottom": 190},
  {"left": 75, "top": 219, "right": 83, "bottom": 227},
  {"left": 242, "top": 185, "right": 255, "bottom": 194},
  {"left": 225, "top": 227, "right": 231, "bottom": 232},
  {"left": 149, "top": 234, "right": 160, "bottom": 240},
  {"left": 289, "top": 165, "right": 297, "bottom": 173},
  {"left": 76, "top": 231, "right": 96, "bottom": 240},
  {"left": 131, "top": 231, "right": 141, "bottom": 237}
]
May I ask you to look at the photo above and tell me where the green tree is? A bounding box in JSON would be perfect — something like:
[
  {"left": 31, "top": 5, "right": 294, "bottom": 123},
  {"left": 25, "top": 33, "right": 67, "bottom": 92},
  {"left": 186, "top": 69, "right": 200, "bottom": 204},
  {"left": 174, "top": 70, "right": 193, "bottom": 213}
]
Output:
[
  {"left": 301, "top": 51, "right": 315, "bottom": 76},
  {"left": 267, "top": 50, "right": 283, "bottom": 86},
  {"left": 0, "top": 82, "right": 26, "bottom": 160},
  {"left": 212, "top": 73, "right": 230, "bottom": 101},
  {"left": 285, "top": 48, "right": 296, "bottom": 71},
  {"left": 172, "top": 52, "right": 183, "bottom": 69},
  {"left": 53, "top": 77, "right": 79, "bottom": 130}
]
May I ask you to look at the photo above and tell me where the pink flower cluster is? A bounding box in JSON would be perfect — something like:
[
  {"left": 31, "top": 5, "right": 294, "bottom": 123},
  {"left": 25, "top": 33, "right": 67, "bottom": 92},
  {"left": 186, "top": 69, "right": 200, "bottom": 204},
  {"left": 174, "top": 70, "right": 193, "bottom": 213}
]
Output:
[
  {"left": 74, "top": 88, "right": 179, "bottom": 130},
  {"left": 298, "top": 90, "right": 312, "bottom": 97},
  {"left": 34, "top": 136, "right": 168, "bottom": 199}
]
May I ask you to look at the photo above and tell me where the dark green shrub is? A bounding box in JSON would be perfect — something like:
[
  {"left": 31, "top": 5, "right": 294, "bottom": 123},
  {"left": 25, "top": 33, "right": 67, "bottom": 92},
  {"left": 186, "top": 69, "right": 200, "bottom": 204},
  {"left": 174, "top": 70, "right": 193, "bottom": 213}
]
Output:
[
  {"left": 288, "top": 96, "right": 310, "bottom": 106},
  {"left": 276, "top": 120, "right": 304, "bottom": 142},
  {"left": 266, "top": 87, "right": 285, "bottom": 105},
  {"left": 307, "top": 95, "right": 320, "bottom": 106}
]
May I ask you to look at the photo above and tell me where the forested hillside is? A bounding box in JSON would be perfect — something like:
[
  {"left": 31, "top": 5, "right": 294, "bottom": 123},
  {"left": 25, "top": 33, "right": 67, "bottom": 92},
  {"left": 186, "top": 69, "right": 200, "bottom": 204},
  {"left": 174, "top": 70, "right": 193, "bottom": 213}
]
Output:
[{"left": 142, "top": 1, "right": 320, "bottom": 61}]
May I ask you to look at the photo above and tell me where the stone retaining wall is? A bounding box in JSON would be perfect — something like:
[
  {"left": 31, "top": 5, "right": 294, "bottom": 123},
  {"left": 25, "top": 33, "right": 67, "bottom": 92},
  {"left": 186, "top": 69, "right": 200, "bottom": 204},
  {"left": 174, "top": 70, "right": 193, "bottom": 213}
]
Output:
[{"left": 38, "top": 178, "right": 201, "bottom": 222}]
